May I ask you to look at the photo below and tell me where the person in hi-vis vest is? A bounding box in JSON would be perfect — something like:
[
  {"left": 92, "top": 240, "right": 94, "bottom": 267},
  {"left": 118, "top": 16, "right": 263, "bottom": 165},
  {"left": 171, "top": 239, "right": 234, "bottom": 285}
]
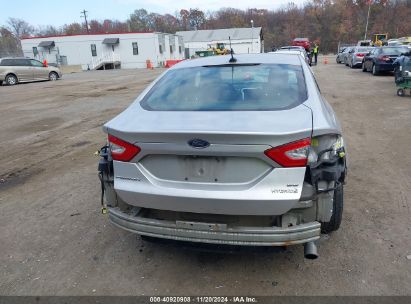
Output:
[{"left": 313, "top": 43, "right": 319, "bottom": 64}]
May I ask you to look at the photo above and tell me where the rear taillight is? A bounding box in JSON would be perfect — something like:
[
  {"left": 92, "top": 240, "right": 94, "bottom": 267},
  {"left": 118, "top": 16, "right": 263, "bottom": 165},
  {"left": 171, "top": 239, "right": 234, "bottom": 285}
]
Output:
[
  {"left": 108, "top": 134, "right": 141, "bottom": 161},
  {"left": 356, "top": 53, "right": 365, "bottom": 57},
  {"left": 264, "top": 138, "right": 311, "bottom": 167},
  {"left": 378, "top": 55, "right": 390, "bottom": 61}
]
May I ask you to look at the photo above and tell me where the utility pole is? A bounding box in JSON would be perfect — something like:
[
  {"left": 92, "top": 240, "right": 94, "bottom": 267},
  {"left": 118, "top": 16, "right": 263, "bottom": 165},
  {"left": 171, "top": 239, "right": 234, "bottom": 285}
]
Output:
[
  {"left": 364, "top": 1, "right": 372, "bottom": 40},
  {"left": 81, "top": 9, "right": 90, "bottom": 34}
]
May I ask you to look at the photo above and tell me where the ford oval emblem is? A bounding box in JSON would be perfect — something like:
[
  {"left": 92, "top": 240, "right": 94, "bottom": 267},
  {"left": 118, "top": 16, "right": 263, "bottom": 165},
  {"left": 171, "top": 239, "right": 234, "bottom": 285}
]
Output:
[{"left": 188, "top": 138, "right": 210, "bottom": 149}]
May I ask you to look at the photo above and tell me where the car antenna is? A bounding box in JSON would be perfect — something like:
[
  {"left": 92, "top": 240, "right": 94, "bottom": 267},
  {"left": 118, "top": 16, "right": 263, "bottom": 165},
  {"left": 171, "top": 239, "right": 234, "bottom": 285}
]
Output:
[{"left": 229, "top": 36, "right": 237, "bottom": 63}]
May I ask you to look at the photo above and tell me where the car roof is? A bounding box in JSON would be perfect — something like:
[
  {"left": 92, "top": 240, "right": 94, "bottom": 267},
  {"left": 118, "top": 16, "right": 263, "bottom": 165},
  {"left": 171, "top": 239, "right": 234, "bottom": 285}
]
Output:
[
  {"left": 173, "top": 53, "right": 302, "bottom": 69},
  {"left": 273, "top": 50, "right": 305, "bottom": 55},
  {"left": 0, "top": 57, "right": 33, "bottom": 61},
  {"left": 280, "top": 46, "right": 304, "bottom": 48}
]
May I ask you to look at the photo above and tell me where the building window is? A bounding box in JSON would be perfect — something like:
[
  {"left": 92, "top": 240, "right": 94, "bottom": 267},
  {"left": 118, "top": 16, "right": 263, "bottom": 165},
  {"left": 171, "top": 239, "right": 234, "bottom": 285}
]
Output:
[
  {"left": 159, "top": 45, "right": 163, "bottom": 54},
  {"left": 170, "top": 45, "right": 173, "bottom": 54},
  {"left": 179, "top": 46, "right": 182, "bottom": 54},
  {"left": 132, "top": 42, "right": 138, "bottom": 55},
  {"left": 32, "top": 47, "right": 38, "bottom": 57},
  {"left": 91, "top": 44, "right": 97, "bottom": 57}
]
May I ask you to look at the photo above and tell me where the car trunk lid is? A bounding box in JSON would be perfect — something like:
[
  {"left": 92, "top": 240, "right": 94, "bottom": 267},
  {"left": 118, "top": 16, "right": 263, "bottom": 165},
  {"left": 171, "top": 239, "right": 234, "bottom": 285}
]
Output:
[{"left": 104, "top": 104, "right": 312, "bottom": 146}]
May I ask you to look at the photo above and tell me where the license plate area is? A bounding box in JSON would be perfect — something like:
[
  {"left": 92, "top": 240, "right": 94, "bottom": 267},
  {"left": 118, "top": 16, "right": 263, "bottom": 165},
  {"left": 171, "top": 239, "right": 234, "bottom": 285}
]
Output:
[
  {"left": 183, "top": 156, "right": 223, "bottom": 182},
  {"left": 139, "top": 154, "right": 271, "bottom": 184}
]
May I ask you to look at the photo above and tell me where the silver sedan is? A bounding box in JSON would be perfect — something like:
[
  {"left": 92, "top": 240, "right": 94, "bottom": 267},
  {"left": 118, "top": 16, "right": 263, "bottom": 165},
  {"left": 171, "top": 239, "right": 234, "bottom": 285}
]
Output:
[
  {"left": 347, "top": 47, "right": 374, "bottom": 68},
  {"left": 98, "top": 53, "right": 347, "bottom": 259}
]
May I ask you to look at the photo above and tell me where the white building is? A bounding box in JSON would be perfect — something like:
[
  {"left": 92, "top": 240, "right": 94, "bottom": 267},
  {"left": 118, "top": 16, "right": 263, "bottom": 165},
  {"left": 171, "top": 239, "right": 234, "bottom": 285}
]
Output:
[
  {"left": 176, "top": 27, "right": 263, "bottom": 58},
  {"left": 20, "top": 32, "right": 185, "bottom": 70}
]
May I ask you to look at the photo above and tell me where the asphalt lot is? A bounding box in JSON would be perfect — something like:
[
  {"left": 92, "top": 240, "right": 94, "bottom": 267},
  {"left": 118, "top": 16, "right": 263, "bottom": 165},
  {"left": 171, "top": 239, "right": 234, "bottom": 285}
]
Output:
[{"left": 0, "top": 59, "right": 410, "bottom": 296}]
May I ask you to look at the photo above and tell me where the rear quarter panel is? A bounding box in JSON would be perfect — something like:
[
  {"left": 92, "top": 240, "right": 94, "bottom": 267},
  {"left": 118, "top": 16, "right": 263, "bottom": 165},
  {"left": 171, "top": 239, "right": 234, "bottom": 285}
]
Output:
[{"left": 301, "top": 62, "right": 342, "bottom": 136}]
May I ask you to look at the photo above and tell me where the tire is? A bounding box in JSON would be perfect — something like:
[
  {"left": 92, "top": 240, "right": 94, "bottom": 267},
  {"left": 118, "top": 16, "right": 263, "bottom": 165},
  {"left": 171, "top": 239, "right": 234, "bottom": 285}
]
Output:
[
  {"left": 0, "top": 80, "right": 3, "bottom": 86},
  {"left": 49, "top": 72, "right": 58, "bottom": 81},
  {"left": 321, "top": 184, "right": 344, "bottom": 234},
  {"left": 372, "top": 64, "right": 379, "bottom": 76},
  {"left": 5, "top": 74, "right": 17, "bottom": 86},
  {"left": 397, "top": 88, "right": 405, "bottom": 97},
  {"left": 362, "top": 62, "right": 367, "bottom": 72}
]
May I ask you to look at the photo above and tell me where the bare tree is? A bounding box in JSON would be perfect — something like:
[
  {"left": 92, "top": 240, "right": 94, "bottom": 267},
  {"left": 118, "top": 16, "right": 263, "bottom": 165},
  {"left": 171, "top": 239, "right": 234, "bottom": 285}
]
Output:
[
  {"left": 7, "top": 17, "right": 34, "bottom": 38},
  {"left": 0, "top": 27, "right": 23, "bottom": 57}
]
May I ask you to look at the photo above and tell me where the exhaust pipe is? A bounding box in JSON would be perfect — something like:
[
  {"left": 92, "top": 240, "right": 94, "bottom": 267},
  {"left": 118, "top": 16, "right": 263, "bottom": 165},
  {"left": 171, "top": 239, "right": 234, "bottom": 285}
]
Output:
[{"left": 304, "top": 241, "right": 318, "bottom": 260}]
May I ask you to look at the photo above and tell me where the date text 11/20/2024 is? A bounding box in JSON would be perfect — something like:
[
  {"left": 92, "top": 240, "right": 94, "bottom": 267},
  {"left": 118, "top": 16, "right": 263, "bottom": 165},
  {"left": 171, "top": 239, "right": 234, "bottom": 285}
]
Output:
[{"left": 149, "top": 296, "right": 258, "bottom": 303}]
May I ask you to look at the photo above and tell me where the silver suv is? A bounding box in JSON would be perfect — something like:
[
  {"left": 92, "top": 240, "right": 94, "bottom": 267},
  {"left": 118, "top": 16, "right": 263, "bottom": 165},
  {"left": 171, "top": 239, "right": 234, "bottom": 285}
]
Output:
[{"left": 0, "top": 57, "right": 62, "bottom": 85}]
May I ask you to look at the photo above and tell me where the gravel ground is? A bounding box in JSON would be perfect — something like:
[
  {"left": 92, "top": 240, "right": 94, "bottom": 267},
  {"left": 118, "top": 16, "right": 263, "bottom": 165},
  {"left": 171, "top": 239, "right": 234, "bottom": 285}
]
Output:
[{"left": 0, "top": 59, "right": 410, "bottom": 296}]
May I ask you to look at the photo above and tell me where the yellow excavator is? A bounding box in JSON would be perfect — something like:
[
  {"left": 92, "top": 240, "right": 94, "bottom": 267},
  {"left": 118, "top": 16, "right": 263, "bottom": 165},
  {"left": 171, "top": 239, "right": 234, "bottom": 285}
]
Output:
[
  {"left": 207, "top": 42, "right": 230, "bottom": 55},
  {"left": 372, "top": 33, "right": 388, "bottom": 46}
]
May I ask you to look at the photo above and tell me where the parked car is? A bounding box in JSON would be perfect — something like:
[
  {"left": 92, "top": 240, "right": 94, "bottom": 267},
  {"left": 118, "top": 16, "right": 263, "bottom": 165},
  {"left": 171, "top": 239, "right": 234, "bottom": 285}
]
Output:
[
  {"left": 273, "top": 49, "right": 311, "bottom": 65},
  {"left": 347, "top": 47, "right": 374, "bottom": 68},
  {"left": 0, "top": 57, "right": 62, "bottom": 86},
  {"left": 387, "top": 39, "right": 400, "bottom": 46},
  {"left": 292, "top": 38, "right": 311, "bottom": 51},
  {"left": 357, "top": 40, "right": 372, "bottom": 46},
  {"left": 98, "top": 53, "right": 347, "bottom": 259},
  {"left": 336, "top": 47, "right": 347, "bottom": 63},
  {"left": 279, "top": 45, "right": 307, "bottom": 52},
  {"left": 340, "top": 47, "right": 354, "bottom": 65},
  {"left": 362, "top": 46, "right": 409, "bottom": 75}
]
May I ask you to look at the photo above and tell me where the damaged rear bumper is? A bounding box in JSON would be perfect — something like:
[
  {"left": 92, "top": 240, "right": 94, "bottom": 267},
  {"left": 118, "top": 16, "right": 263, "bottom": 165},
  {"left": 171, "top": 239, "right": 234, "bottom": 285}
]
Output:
[{"left": 108, "top": 207, "right": 321, "bottom": 246}]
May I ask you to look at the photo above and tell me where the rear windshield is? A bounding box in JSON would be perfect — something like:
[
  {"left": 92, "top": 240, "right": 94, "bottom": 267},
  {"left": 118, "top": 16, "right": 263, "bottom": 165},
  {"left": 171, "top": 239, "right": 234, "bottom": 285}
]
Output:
[
  {"left": 381, "top": 47, "right": 408, "bottom": 55},
  {"left": 357, "top": 48, "right": 372, "bottom": 52},
  {"left": 140, "top": 64, "right": 307, "bottom": 111}
]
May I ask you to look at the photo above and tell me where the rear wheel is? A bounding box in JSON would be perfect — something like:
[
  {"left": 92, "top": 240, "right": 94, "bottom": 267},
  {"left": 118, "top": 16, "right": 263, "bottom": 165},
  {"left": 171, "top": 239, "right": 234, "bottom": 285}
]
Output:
[
  {"left": 372, "top": 64, "right": 379, "bottom": 76},
  {"left": 321, "top": 184, "right": 344, "bottom": 234},
  {"left": 5, "top": 74, "right": 17, "bottom": 85},
  {"left": 362, "top": 62, "right": 367, "bottom": 72},
  {"left": 49, "top": 72, "right": 58, "bottom": 81},
  {"left": 397, "top": 88, "right": 405, "bottom": 97}
]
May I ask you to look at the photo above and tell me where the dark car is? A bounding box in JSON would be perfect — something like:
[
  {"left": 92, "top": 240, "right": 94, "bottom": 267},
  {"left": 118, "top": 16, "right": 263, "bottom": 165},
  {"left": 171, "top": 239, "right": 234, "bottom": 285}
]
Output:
[{"left": 362, "top": 46, "right": 409, "bottom": 75}]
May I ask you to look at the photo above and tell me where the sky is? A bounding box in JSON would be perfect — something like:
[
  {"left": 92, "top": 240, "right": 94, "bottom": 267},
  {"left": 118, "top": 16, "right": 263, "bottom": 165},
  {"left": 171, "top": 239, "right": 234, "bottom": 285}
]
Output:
[{"left": 0, "top": 0, "right": 306, "bottom": 28}]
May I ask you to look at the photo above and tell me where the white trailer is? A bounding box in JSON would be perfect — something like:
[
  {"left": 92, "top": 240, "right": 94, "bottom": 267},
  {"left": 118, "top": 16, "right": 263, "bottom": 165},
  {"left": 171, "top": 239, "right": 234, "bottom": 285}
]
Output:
[{"left": 21, "top": 32, "right": 184, "bottom": 70}]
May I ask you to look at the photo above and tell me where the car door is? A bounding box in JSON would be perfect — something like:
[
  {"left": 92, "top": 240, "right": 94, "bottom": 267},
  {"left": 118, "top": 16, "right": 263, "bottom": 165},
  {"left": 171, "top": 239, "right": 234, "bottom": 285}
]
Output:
[
  {"left": 13, "top": 59, "right": 34, "bottom": 82},
  {"left": 370, "top": 49, "right": 380, "bottom": 69},
  {"left": 348, "top": 48, "right": 355, "bottom": 65},
  {"left": 365, "top": 49, "right": 375, "bottom": 70},
  {"left": 30, "top": 59, "right": 49, "bottom": 80}
]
